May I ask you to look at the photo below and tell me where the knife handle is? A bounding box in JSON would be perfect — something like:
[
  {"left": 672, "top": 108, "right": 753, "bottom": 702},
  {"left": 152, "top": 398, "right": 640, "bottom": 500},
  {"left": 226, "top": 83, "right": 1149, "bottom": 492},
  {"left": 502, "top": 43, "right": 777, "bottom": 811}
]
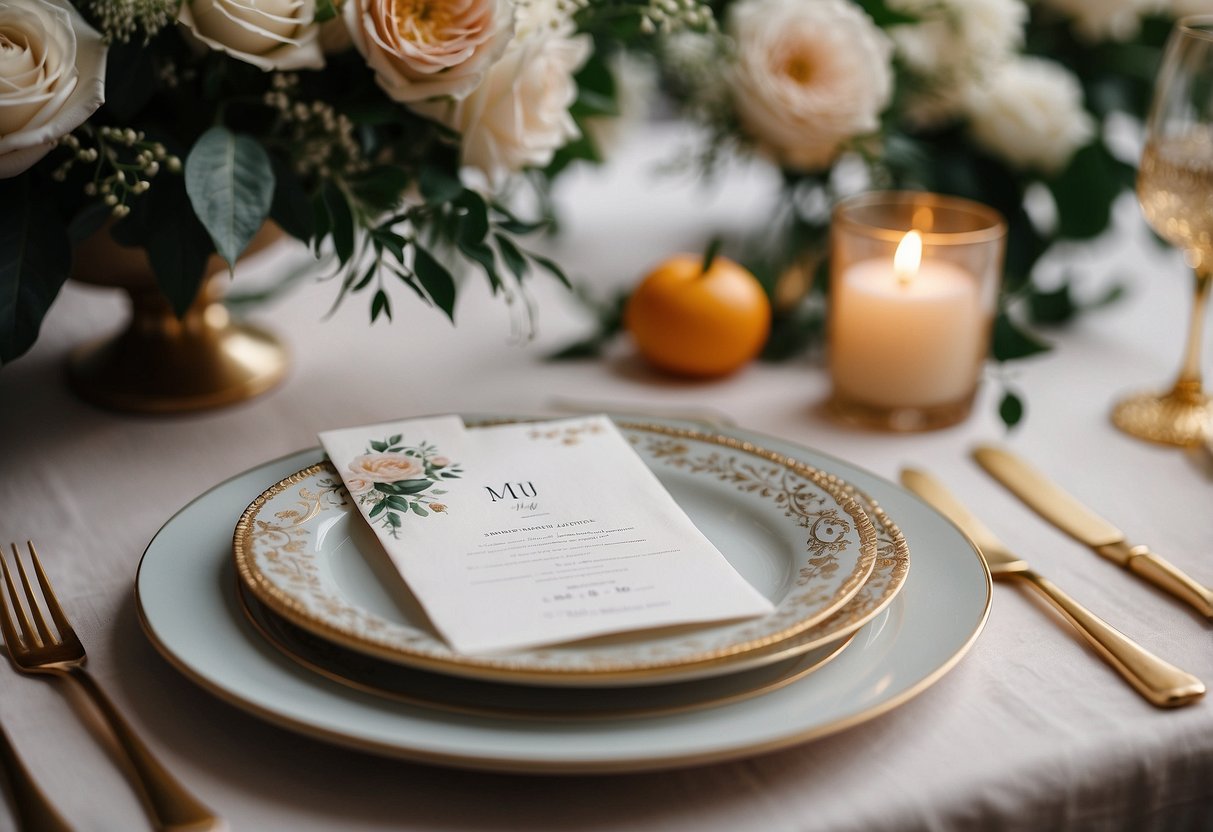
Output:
[
  {"left": 1017, "top": 570, "right": 1206, "bottom": 708},
  {"left": 1125, "top": 548, "right": 1213, "bottom": 618}
]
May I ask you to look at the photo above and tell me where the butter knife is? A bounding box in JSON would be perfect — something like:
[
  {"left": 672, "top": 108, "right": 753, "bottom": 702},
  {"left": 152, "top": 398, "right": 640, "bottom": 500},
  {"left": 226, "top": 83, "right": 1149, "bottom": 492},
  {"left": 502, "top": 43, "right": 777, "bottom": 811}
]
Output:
[
  {"left": 973, "top": 445, "right": 1213, "bottom": 618},
  {"left": 901, "top": 468, "right": 1205, "bottom": 708}
]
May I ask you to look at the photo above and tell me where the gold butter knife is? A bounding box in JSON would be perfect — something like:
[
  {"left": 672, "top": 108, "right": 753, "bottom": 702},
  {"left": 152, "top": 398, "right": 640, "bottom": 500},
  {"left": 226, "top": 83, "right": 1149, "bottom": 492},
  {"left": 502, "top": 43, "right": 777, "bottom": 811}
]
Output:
[
  {"left": 901, "top": 468, "right": 1205, "bottom": 708},
  {"left": 973, "top": 445, "right": 1213, "bottom": 618}
]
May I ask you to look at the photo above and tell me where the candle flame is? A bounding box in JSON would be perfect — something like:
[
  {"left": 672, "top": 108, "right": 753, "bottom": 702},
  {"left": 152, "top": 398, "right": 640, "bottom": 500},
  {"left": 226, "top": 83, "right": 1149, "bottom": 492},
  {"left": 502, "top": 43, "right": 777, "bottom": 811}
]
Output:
[{"left": 894, "top": 230, "right": 922, "bottom": 286}]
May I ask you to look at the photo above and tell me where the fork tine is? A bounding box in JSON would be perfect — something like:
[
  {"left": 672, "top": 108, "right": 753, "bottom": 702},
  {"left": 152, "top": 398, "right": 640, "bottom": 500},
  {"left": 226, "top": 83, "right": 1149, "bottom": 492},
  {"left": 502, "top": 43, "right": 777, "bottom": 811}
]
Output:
[
  {"left": 15, "top": 543, "right": 54, "bottom": 646},
  {"left": 0, "top": 553, "right": 22, "bottom": 654},
  {"left": 1, "top": 548, "right": 37, "bottom": 650},
  {"left": 25, "top": 542, "right": 75, "bottom": 645}
]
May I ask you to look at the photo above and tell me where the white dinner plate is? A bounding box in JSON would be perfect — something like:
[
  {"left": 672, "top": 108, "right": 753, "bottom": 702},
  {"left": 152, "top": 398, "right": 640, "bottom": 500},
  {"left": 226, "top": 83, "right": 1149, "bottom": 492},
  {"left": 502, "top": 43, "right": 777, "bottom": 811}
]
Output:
[
  {"left": 233, "top": 421, "right": 882, "bottom": 686},
  {"left": 136, "top": 418, "right": 990, "bottom": 773}
]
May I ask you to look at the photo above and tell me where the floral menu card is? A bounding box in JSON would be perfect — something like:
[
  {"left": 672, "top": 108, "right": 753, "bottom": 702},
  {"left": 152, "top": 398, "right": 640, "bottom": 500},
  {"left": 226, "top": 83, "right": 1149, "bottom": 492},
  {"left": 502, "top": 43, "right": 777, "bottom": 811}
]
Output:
[{"left": 319, "top": 415, "right": 774, "bottom": 655}]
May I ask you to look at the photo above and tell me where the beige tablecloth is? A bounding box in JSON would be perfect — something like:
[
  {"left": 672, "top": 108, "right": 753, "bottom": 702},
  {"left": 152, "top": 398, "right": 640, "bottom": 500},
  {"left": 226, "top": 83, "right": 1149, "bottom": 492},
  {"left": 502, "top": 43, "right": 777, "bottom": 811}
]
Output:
[{"left": 1, "top": 124, "right": 1211, "bottom": 831}]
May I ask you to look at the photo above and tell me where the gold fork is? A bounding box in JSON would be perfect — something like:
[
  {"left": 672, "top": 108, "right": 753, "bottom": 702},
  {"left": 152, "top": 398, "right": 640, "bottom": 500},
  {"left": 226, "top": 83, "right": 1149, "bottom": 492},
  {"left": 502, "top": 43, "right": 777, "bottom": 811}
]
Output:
[{"left": 0, "top": 542, "right": 222, "bottom": 831}]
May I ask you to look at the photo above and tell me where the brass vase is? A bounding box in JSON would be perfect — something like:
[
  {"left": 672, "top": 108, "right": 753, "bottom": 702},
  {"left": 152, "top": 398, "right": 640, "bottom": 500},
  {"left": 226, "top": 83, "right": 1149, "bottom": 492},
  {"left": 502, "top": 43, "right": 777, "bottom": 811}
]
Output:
[{"left": 66, "top": 223, "right": 288, "bottom": 414}]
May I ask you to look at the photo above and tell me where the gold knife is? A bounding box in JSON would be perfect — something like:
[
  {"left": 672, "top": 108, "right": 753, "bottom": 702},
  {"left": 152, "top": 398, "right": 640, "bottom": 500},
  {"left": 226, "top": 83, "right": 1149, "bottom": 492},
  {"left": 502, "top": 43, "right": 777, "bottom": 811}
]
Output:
[
  {"left": 901, "top": 468, "right": 1205, "bottom": 708},
  {"left": 973, "top": 445, "right": 1213, "bottom": 618}
]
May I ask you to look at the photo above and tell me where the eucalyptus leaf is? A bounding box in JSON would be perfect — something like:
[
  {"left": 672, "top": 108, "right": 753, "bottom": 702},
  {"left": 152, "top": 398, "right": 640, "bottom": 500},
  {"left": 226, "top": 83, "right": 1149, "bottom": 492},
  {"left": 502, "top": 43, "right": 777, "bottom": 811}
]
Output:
[
  {"left": 419, "top": 166, "right": 463, "bottom": 205},
  {"left": 0, "top": 175, "right": 72, "bottom": 364},
  {"left": 184, "top": 127, "right": 275, "bottom": 271}
]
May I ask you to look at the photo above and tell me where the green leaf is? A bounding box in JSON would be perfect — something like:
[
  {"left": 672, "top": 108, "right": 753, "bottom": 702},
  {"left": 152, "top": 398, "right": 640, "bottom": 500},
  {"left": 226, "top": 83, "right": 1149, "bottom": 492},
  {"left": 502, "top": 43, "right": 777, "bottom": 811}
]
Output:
[
  {"left": 269, "top": 157, "right": 314, "bottom": 243},
  {"left": 0, "top": 175, "right": 71, "bottom": 364},
  {"left": 387, "top": 512, "right": 402, "bottom": 527},
  {"left": 1048, "top": 142, "right": 1132, "bottom": 240},
  {"left": 395, "top": 479, "right": 433, "bottom": 495},
  {"left": 458, "top": 239, "right": 502, "bottom": 292},
  {"left": 999, "top": 390, "right": 1025, "bottom": 430},
  {"left": 1027, "top": 283, "right": 1079, "bottom": 325},
  {"left": 852, "top": 0, "right": 918, "bottom": 26},
  {"left": 349, "top": 166, "right": 409, "bottom": 213},
  {"left": 369, "top": 501, "right": 387, "bottom": 518},
  {"left": 311, "top": 191, "right": 331, "bottom": 254},
  {"left": 494, "top": 234, "right": 528, "bottom": 282},
  {"left": 66, "top": 202, "right": 112, "bottom": 248},
  {"left": 389, "top": 434, "right": 402, "bottom": 444},
  {"left": 386, "top": 496, "right": 412, "bottom": 511},
  {"left": 314, "top": 0, "right": 337, "bottom": 22},
  {"left": 370, "top": 440, "right": 388, "bottom": 451},
  {"left": 456, "top": 191, "right": 489, "bottom": 246},
  {"left": 413, "top": 246, "right": 457, "bottom": 321},
  {"left": 371, "top": 289, "right": 391, "bottom": 322},
  {"left": 992, "top": 313, "right": 1051, "bottom": 362},
  {"left": 419, "top": 166, "right": 463, "bottom": 205},
  {"left": 185, "top": 127, "right": 275, "bottom": 271},
  {"left": 526, "top": 250, "right": 571, "bottom": 288},
  {"left": 103, "top": 41, "right": 157, "bottom": 122},
  {"left": 411, "top": 503, "right": 430, "bottom": 517},
  {"left": 322, "top": 182, "right": 355, "bottom": 265}
]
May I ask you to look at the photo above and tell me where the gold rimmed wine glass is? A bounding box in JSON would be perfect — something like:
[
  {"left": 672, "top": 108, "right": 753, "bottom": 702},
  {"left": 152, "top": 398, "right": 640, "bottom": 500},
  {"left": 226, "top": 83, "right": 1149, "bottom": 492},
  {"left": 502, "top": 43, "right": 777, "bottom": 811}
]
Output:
[{"left": 1114, "top": 16, "right": 1213, "bottom": 446}]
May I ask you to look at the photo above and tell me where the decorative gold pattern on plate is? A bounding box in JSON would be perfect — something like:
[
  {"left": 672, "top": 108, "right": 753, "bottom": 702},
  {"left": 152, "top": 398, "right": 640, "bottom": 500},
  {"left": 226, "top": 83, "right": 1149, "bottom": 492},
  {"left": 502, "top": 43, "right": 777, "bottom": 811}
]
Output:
[{"left": 233, "top": 422, "right": 882, "bottom": 684}]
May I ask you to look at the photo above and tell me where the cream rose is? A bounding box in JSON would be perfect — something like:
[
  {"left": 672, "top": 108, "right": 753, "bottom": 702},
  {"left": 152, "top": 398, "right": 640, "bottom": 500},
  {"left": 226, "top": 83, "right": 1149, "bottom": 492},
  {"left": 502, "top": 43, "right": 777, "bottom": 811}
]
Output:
[
  {"left": 727, "top": 0, "right": 893, "bottom": 172},
  {"left": 966, "top": 57, "right": 1095, "bottom": 175},
  {"left": 344, "top": 473, "right": 376, "bottom": 496},
  {"left": 178, "top": 0, "right": 324, "bottom": 71},
  {"left": 0, "top": 0, "right": 105, "bottom": 179},
  {"left": 344, "top": 0, "right": 514, "bottom": 103},
  {"left": 347, "top": 452, "right": 426, "bottom": 483},
  {"left": 413, "top": 11, "right": 588, "bottom": 186}
]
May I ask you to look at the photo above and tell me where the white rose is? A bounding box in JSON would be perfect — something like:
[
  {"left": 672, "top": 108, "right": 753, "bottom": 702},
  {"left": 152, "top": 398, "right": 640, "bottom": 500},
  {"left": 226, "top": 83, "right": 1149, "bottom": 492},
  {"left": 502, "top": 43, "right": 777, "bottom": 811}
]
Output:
[
  {"left": 889, "top": 0, "right": 1026, "bottom": 127},
  {"left": 966, "top": 57, "right": 1095, "bottom": 175},
  {"left": 178, "top": 0, "right": 324, "bottom": 71},
  {"left": 344, "top": 473, "right": 375, "bottom": 496},
  {"left": 727, "top": 0, "right": 893, "bottom": 172},
  {"left": 344, "top": 0, "right": 514, "bottom": 103},
  {"left": 0, "top": 0, "right": 105, "bottom": 179},
  {"left": 414, "top": 21, "right": 589, "bottom": 186},
  {"left": 1039, "top": 0, "right": 1156, "bottom": 41}
]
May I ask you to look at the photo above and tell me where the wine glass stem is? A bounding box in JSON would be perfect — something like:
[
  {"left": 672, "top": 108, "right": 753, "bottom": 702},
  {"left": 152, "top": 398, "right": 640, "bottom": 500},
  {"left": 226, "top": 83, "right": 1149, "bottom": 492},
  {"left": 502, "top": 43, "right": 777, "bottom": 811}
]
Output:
[{"left": 1173, "top": 267, "right": 1213, "bottom": 397}]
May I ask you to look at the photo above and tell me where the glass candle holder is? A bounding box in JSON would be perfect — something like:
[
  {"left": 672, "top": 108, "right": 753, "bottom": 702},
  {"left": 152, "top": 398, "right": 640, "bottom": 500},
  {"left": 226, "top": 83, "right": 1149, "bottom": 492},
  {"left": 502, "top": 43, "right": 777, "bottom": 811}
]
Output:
[{"left": 828, "top": 191, "right": 1006, "bottom": 431}]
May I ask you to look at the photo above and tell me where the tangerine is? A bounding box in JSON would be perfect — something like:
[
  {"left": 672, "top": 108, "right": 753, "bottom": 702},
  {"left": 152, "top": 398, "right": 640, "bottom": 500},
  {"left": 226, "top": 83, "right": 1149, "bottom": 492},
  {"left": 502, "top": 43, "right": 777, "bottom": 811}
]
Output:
[{"left": 625, "top": 253, "right": 771, "bottom": 378}]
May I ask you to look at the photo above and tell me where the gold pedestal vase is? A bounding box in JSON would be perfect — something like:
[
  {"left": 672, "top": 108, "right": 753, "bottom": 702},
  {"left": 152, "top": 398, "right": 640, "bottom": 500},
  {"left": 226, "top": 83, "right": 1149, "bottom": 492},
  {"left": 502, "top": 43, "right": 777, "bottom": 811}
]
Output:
[{"left": 66, "top": 224, "right": 288, "bottom": 414}]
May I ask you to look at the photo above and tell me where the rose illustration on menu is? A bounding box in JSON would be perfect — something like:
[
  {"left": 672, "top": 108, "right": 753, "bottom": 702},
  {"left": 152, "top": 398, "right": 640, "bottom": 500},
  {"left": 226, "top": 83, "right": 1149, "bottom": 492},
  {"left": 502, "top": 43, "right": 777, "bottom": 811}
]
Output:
[{"left": 344, "top": 435, "right": 461, "bottom": 537}]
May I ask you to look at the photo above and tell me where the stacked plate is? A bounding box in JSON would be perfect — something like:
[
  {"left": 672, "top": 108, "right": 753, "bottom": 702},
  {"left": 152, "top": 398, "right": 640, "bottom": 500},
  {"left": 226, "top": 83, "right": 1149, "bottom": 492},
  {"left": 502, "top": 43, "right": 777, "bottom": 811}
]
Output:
[{"left": 136, "top": 417, "right": 990, "bottom": 773}]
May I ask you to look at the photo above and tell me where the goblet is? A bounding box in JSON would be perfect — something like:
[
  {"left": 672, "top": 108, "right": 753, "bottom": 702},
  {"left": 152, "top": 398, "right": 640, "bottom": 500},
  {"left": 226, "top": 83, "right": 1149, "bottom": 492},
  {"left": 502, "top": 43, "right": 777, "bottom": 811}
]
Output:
[{"left": 1114, "top": 16, "right": 1213, "bottom": 446}]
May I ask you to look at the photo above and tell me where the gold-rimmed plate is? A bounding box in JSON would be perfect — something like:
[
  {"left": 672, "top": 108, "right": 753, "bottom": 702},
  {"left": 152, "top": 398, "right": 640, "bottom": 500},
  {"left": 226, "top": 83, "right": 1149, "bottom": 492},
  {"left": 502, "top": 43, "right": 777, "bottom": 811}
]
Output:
[
  {"left": 234, "top": 421, "right": 882, "bottom": 687},
  {"left": 237, "top": 582, "right": 860, "bottom": 720}
]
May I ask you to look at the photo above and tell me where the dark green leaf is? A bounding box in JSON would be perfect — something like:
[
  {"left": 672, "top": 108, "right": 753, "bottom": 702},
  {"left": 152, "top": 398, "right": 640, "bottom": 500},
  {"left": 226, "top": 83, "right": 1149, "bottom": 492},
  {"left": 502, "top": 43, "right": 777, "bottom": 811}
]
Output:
[
  {"left": 411, "top": 503, "right": 430, "bottom": 517},
  {"left": 458, "top": 239, "right": 501, "bottom": 292},
  {"left": 386, "top": 496, "right": 412, "bottom": 511},
  {"left": 185, "top": 127, "right": 276, "bottom": 271},
  {"left": 311, "top": 191, "right": 331, "bottom": 254},
  {"left": 852, "top": 0, "right": 918, "bottom": 26},
  {"left": 0, "top": 175, "right": 71, "bottom": 364},
  {"left": 349, "top": 166, "right": 409, "bottom": 213},
  {"left": 992, "top": 313, "right": 1051, "bottom": 362},
  {"left": 413, "top": 246, "right": 456, "bottom": 321},
  {"left": 370, "top": 228, "right": 406, "bottom": 263},
  {"left": 370, "top": 440, "right": 388, "bottom": 452},
  {"left": 387, "top": 512, "right": 402, "bottom": 527},
  {"left": 103, "top": 41, "right": 157, "bottom": 122},
  {"left": 353, "top": 261, "right": 377, "bottom": 291},
  {"left": 548, "top": 335, "right": 608, "bottom": 360},
  {"left": 526, "top": 251, "right": 571, "bottom": 288},
  {"left": 1027, "top": 283, "right": 1079, "bottom": 325},
  {"left": 999, "top": 390, "right": 1025, "bottom": 430},
  {"left": 389, "top": 434, "right": 402, "bottom": 444},
  {"left": 369, "top": 501, "right": 387, "bottom": 518},
  {"left": 419, "top": 166, "right": 463, "bottom": 205},
  {"left": 269, "top": 157, "right": 314, "bottom": 243},
  {"left": 456, "top": 190, "right": 489, "bottom": 245},
  {"left": 314, "top": 0, "right": 337, "bottom": 22},
  {"left": 395, "top": 479, "right": 433, "bottom": 495},
  {"left": 371, "top": 289, "right": 391, "bottom": 322},
  {"left": 322, "top": 182, "right": 355, "bottom": 265},
  {"left": 1048, "top": 142, "right": 1133, "bottom": 240},
  {"left": 494, "top": 234, "right": 528, "bottom": 282},
  {"left": 66, "top": 202, "right": 111, "bottom": 247}
]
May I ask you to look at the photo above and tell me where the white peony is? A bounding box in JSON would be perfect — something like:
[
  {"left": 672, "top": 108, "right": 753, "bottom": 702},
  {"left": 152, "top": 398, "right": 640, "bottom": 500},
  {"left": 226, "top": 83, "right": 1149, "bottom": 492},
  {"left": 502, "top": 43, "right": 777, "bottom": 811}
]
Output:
[
  {"left": 0, "top": 0, "right": 106, "bottom": 178},
  {"left": 178, "top": 0, "right": 324, "bottom": 71},
  {"left": 966, "top": 57, "right": 1095, "bottom": 175},
  {"left": 726, "top": 0, "right": 893, "bottom": 172},
  {"left": 413, "top": 6, "right": 589, "bottom": 186},
  {"left": 888, "top": 0, "right": 1026, "bottom": 127},
  {"left": 344, "top": 0, "right": 514, "bottom": 103},
  {"left": 1039, "top": 0, "right": 1157, "bottom": 42}
]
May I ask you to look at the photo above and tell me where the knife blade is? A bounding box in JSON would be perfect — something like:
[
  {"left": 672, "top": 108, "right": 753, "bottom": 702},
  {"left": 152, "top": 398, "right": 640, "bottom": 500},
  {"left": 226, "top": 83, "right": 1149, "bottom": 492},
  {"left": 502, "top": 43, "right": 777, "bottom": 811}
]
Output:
[{"left": 973, "top": 445, "right": 1213, "bottom": 618}]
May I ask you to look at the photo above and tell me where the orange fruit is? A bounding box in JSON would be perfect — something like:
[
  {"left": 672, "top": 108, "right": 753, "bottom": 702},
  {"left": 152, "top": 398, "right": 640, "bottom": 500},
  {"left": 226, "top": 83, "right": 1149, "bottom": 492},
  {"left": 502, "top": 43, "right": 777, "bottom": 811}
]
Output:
[{"left": 625, "top": 253, "right": 771, "bottom": 378}]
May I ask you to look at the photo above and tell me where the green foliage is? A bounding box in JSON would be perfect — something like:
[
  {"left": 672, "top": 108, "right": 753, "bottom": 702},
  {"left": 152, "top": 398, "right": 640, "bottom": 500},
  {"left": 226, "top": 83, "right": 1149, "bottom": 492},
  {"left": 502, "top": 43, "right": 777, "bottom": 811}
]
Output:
[{"left": 184, "top": 126, "right": 276, "bottom": 271}]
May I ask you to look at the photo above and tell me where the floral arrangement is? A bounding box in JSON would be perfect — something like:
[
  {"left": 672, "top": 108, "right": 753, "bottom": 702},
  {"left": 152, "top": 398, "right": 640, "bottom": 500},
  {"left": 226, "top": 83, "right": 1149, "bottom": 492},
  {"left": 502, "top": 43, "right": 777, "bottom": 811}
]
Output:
[
  {"left": 0, "top": 0, "right": 710, "bottom": 365},
  {"left": 563, "top": 0, "right": 1197, "bottom": 423},
  {"left": 345, "top": 434, "right": 462, "bottom": 536}
]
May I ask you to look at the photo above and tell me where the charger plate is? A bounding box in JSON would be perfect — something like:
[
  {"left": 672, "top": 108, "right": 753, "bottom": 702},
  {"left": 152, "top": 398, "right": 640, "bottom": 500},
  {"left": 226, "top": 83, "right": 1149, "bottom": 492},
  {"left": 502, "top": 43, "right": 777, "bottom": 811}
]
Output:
[
  {"left": 136, "top": 419, "right": 990, "bottom": 774},
  {"left": 237, "top": 583, "right": 859, "bottom": 720},
  {"left": 233, "top": 421, "right": 881, "bottom": 686}
]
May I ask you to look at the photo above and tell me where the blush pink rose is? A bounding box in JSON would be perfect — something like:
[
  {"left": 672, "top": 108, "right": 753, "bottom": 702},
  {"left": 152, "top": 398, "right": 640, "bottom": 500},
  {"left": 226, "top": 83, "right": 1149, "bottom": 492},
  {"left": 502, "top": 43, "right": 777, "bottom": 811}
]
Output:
[{"left": 347, "top": 452, "right": 425, "bottom": 482}]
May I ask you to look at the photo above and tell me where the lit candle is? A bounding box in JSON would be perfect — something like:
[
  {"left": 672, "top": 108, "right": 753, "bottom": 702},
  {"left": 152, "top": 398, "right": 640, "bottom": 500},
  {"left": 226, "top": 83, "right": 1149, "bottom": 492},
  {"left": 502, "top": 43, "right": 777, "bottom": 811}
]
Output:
[{"left": 831, "top": 230, "right": 985, "bottom": 407}]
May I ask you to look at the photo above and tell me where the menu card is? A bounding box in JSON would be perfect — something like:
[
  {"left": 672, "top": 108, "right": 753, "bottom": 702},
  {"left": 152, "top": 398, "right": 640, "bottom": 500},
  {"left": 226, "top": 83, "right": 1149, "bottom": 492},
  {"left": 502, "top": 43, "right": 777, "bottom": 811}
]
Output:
[{"left": 319, "top": 415, "right": 773, "bottom": 655}]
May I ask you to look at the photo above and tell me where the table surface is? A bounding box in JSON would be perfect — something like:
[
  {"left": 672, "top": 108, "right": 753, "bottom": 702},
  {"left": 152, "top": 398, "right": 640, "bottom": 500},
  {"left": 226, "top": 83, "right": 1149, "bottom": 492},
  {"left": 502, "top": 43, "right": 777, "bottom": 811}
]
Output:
[{"left": 2, "top": 123, "right": 1212, "bottom": 832}]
